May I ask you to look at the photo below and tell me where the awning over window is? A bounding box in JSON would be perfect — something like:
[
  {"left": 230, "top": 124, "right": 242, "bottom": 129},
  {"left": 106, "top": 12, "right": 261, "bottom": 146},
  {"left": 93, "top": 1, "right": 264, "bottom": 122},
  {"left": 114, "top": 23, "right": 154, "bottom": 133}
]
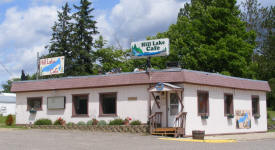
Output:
[{"left": 149, "top": 83, "right": 183, "bottom": 92}]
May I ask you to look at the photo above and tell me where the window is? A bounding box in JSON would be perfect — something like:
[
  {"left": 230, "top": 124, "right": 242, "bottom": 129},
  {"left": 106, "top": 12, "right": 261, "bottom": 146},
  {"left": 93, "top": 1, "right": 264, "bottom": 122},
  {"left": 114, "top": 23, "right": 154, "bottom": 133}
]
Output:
[
  {"left": 72, "top": 94, "right": 88, "bottom": 116},
  {"left": 47, "top": 96, "right": 66, "bottom": 109},
  {"left": 224, "top": 94, "right": 234, "bottom": 115},
  {"left": 27, "top": 97, "right": 42, "bottom": 111},
  {"left": 252, "top": 96, "right": 260, "bottom": 115},
  {"left": 170, "top": 93, "right": 179, "bottom": 115},
  {"left": 197, "top": 91, "right": 209, "bottom": 115},
  {"left": 99, "top": 93, "right": 117, "bottom": 116}
]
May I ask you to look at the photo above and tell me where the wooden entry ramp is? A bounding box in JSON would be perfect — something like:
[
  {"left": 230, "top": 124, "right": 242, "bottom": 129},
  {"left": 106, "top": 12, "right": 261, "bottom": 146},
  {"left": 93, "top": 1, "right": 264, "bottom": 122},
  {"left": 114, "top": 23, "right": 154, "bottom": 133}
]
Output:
[{"left": 151, "top": 127, "right": 185, "bottom": 137}]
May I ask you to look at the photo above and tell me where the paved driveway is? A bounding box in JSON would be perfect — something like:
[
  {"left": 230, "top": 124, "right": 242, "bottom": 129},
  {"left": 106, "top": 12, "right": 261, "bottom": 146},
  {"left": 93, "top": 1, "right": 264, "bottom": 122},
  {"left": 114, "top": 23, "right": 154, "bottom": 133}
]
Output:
[{"left": 0, "top": 129, "right": 275, "bottom": 150}]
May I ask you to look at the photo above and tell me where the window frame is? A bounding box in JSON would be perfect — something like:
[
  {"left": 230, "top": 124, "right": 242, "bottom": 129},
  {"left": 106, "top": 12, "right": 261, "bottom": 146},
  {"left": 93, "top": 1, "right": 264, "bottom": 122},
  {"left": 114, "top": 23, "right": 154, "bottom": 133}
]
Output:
[
  {"left": 252, "top": 95, "right": 260, "bottom": 116},
  {"left": 224, "top": 93, "right": 234, "bottom": 116},
  {"left": 99, "top": 92, "right": 117, "bottom": 117},
  {"left": 72, "top": 94, "right": 89, "bottom": 117},
  {"left": 27, "top": 97, "right": 43, "bottom": 111},
  {"left": 197, "top": 90, "right": 209, "bottom": 116}
]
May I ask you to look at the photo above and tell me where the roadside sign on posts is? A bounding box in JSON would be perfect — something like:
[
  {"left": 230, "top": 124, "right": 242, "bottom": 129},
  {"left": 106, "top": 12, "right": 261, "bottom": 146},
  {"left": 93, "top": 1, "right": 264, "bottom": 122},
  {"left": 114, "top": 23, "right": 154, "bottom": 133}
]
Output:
[{"left": 131, "top": 38, "right": 169, "bottom": 59}]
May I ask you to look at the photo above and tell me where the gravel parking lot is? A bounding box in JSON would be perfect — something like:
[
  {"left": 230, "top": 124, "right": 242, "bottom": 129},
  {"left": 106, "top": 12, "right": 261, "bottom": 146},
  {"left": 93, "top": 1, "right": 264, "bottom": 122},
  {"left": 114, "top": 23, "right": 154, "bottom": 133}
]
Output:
[{"left": 0, "top": 129, "right": 275, "bottom": 150}]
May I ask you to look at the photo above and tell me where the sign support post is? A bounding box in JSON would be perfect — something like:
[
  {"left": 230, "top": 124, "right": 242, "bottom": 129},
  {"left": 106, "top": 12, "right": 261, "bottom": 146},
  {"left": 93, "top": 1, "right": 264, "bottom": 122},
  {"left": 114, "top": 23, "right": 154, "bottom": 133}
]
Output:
[
  {"left": 146, "top": 57, "right": 151, "bottom": 72},
  {"left": 36, "top": 52, "right": 39, "bottom": 80}
]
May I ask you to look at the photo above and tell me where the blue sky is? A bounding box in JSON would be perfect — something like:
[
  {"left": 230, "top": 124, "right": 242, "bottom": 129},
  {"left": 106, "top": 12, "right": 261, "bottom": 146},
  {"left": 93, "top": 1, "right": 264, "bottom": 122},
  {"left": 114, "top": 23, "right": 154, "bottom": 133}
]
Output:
[{"left": 0, "top": 0, "right": 274, "bottom": 91}]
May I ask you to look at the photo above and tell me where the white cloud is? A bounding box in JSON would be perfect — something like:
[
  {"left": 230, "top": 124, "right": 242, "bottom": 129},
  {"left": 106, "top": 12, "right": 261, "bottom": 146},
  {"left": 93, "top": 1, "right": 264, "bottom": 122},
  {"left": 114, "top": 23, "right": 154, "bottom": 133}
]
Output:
[
  {"left": 96, "top": 13, "right": 115, "bottom": 44},
  {"left": 0, "top": 6, "right": 57, "bottom": 48},
  {"left": 0, "top": 6, "right": 58, "bottom": 83},
  {"left": 97, "top": 0, "right": 186, "bottom": 48}
]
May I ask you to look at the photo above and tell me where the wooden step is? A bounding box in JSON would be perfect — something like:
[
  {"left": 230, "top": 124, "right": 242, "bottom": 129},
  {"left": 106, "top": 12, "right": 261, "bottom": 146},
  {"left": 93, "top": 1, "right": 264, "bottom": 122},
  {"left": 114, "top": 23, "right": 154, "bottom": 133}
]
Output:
[
  {"left": 151, "top": 127, "right": 185, "bottom": 137},
  {"left": 153, "top": 128, "right": 176, "bottom": 132},
  {"left": 151, "top": 132, "right": 176, "bottom": 135}
]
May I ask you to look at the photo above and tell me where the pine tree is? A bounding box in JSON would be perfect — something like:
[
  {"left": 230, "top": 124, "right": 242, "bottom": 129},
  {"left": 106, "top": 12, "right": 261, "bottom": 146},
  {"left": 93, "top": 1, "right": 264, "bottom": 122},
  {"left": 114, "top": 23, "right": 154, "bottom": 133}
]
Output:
[
  {"left": 255, "top": 6, "right": 275, "bottom": 80},
  {"left": 21, "top": 70, "right": 27, "bottom": 81},
  {"left": 72, "top": 0, "right": 99, "bottom": 75},
  {"left": 47, "top": 2, "right": 73, "bottom": 76}
]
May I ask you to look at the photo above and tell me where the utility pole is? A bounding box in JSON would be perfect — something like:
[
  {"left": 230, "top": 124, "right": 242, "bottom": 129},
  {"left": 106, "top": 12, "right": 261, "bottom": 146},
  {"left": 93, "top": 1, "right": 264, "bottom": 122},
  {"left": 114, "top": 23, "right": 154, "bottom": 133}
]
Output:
[{"left": 36, "top": 52, "right": 39, "bottom": 80}]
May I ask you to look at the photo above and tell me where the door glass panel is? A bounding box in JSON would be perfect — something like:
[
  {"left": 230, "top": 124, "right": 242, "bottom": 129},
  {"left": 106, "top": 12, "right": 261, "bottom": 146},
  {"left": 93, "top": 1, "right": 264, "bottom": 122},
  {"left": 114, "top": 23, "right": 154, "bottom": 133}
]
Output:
[{"left": 170, "top": 93, "right": 179, "bottom": 115}]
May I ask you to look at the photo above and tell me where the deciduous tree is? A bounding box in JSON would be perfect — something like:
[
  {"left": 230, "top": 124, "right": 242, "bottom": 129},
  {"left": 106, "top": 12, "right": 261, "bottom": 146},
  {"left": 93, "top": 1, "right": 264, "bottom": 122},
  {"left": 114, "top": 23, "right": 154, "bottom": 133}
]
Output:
[{"left": 153, "top": 0, "right": 256, "bottom": 78}]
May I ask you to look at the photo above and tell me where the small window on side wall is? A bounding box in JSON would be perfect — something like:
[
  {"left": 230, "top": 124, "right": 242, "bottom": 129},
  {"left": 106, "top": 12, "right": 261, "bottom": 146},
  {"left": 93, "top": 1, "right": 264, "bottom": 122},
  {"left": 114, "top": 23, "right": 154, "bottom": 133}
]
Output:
[
  {"left": 27, "top": 97, "right": 42, "bottom": 111},
  {"left": 224, "top": 94, "right": 234, "bottom": 116},
  {"left": 99, "top": 93, "right": 117, "bottom": 117},
  {"left": 252, "top": 95, "right": 260, "bottom": 116},
  {"left": 197, "top": 91, "right": 209, "bottom": 116}
]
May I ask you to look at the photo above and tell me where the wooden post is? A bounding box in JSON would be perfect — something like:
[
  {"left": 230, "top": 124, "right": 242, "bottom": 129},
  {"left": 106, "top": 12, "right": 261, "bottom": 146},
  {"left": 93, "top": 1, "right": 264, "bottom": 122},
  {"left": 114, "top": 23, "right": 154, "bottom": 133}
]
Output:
[
  {"left": 36, "top": 52, "right": 39, "bottom": 80},
  {"left": 146, "top": 57, "right": 151, "bottom": 72},
  {"left": 148, "top": 89, "right": 152, "bottom": 117}
]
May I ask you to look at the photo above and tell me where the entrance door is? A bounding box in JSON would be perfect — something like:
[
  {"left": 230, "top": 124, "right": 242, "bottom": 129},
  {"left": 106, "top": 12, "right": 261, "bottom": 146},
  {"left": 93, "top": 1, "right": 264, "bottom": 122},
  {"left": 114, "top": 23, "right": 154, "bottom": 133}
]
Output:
[{"left": 168, "top": 93, "right": 179, "bottom": 127}]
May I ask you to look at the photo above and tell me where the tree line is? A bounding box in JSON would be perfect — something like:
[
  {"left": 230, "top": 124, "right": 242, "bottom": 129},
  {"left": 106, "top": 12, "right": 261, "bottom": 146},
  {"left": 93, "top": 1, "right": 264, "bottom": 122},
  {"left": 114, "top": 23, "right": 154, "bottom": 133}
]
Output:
[{"left": 1, "top": 0, "right": 274, "bottom": 109}]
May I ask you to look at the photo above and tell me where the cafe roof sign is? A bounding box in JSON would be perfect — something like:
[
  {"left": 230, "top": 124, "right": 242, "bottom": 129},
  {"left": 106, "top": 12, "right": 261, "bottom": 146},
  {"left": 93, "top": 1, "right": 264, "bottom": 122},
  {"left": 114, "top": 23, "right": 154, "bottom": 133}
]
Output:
[{"left": 131, "top": 38, "right": 169, "bottom": 59}]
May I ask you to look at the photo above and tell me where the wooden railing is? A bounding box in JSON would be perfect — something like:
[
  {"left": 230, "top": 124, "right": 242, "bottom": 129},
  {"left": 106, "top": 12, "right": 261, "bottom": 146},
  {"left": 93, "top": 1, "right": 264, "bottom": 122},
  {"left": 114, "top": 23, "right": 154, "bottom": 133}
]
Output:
[
  {"left": 149, "top": 112, "right": 162, "bottom": 133},
  {"left": 175, "top": 112, "right": 187, "bottom": 128}
]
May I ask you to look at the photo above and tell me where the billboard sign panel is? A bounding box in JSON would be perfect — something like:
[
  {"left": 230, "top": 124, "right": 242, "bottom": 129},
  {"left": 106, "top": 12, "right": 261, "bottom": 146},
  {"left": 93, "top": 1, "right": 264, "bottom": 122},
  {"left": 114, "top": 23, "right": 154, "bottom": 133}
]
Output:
[
  {"left": 40, "top": 56, "right": 65, "bottom": 76},
  {"left": 131, "top": 38, "right": 169, "bottom": 59}
]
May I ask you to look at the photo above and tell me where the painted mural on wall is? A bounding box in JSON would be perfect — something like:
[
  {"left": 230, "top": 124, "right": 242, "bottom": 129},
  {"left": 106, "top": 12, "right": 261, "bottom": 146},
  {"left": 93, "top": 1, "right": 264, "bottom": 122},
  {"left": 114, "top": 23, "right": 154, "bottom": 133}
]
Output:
[{"left": 236, "top": 110, "right": 251, "bottom": 129}]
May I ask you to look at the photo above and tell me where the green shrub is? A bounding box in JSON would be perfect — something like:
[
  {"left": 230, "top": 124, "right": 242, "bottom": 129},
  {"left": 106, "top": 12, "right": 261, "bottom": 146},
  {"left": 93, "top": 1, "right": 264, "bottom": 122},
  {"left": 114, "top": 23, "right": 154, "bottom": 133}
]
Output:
[
  {"left": 130, "top": 120, "right": 142, "bottom": 125},
  {"left": 66, "top": 122, "right": 75, "bottom": 126},
  {"left": 268, "top": 113, "right": 270, "bottom": 119},
  {"left": 87, "top": 119, "right": 98, "bottom": 125},
  {"left": 77, "top": 121, "right": 86, "bottom": 125},
  {"left": 87, "top": 120, "right": 93, "bottom": 125},
  {"left": 54, "top": 117, "right": 65, "bottom": 125},
  {"left": 34, "top": 119, "right": 52, "bottom": 125},
  {"left": 109, "top": 119, "right": 124, "bottom": 125},
  {"left": 5, "top": 114, "right": 14, "bottom": 126},
  {"left": 98, "top": 120, "right": 107, "bottom": 126}
]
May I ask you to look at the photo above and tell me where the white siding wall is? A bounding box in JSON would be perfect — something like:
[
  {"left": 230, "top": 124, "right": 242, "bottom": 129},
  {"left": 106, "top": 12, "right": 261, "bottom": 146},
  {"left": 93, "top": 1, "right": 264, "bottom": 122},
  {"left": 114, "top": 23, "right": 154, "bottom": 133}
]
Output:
[
  {"left": 15, "top": 83, "right": 268, "bottom": 135},
  {"left": 16, "top": 85, "right": 149, "bottom": 124},
  {"left": 0, "top": 103, "right": 16, "bottom": 116},
  {"left": 183, "top": 83, "right": 267, "bottom": 136}
]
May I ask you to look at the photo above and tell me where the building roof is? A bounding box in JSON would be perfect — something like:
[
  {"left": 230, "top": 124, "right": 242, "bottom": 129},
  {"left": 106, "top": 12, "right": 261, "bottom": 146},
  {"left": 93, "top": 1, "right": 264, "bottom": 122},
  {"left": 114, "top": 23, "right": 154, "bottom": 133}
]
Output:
[
  {"left": 0, "top": 93, "right": 16, "bottom": 103},
  {"left": 11, "top": 69, "right": 271, "bottom": 92}
]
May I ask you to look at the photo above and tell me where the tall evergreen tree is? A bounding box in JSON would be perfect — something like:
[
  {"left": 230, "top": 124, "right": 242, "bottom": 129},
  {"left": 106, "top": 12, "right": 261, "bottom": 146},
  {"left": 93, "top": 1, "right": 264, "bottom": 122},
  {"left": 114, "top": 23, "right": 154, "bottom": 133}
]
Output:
[
  {"left": 46, "top": 2, "right": 73, "bottom": 76},
  {"left": 241, "top": 0, "right": 262, "bottom": 33},
  {"left": 255, "top": 6, "right": 275, "bottom": 80},
  {"left": 153, "top": 0, "right": 256, "bottom": 78},
  {"left": 21, "top": 70, "right": 27, "bottom": 81},
  {"left": 72, "top": 0, "right": 99, "bottom": 75}
]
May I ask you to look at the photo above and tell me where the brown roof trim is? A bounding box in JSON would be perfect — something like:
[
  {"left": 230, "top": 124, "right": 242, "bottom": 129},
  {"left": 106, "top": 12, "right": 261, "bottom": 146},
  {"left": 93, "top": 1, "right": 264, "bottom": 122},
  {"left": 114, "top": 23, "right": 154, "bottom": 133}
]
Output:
[
  {"left": 11, "top": 69, "right": 271, "bottom": 93},
  {"left": 12, "top": 83, "right": 150, "bottom": 93},
  {"left": 182, "top": 81, "right": 269, "bottom": 92}
]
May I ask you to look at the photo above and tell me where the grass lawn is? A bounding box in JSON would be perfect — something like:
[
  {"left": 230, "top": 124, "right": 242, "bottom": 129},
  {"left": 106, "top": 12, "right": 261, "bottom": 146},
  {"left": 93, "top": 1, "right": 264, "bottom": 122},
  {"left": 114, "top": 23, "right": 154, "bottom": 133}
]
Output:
[
  {"left": 0, "top": 115, "right": 26, "bottom": 129},
  {"left": 268, "top": 110, "right": 275, "bottom": 126}
]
